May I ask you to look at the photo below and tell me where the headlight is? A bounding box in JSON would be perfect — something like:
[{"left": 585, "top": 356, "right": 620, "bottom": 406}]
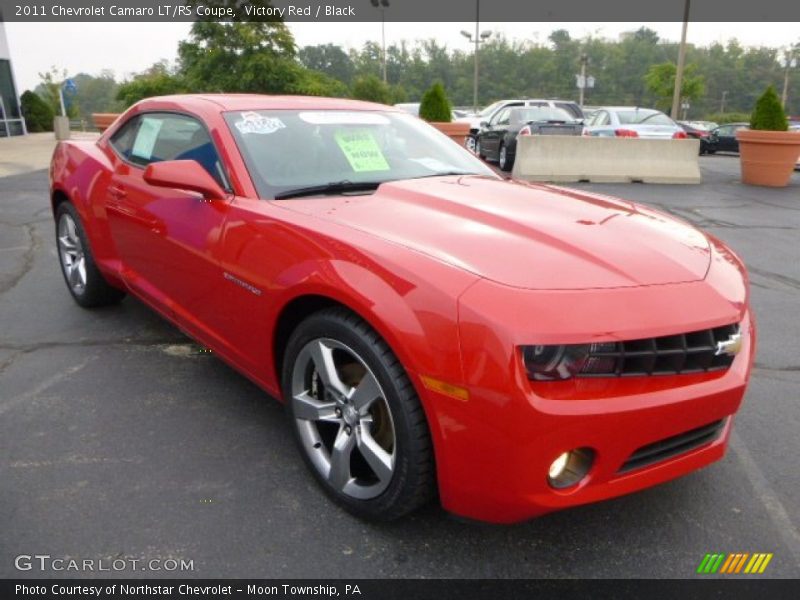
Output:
[{"left": 521, "top": 343, "right": 616, "bottom": 381}]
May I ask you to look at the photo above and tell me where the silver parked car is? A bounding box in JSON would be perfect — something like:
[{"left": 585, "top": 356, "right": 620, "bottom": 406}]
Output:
[{"left": 583, "top": 107, "right": 687, "bottom": 139}]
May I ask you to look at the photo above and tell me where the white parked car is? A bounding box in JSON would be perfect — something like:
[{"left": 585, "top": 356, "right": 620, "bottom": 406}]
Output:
[{"left": 583, "top": 107, "right": 687, "bottom": 139}]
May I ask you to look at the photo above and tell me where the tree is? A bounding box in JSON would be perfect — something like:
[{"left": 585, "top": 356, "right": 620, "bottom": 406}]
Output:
[
  {"left": 178, "top": 21, "right": 301, "bottom": 93},
  {"left": 36, "top": 67, "right": 78, "bottom": 118},
  {"left": 298, "top": 44, "right": 355, "bottom": 85},
  {"left": 20, "top": 90, "right": 55, "bottom": 132},
  {"left": 351, "top": 75, "right": 392, "bottom": 104},
  {"left": 419, "top": 82, "right": 452, "bottom": 122},
  {"left": 117, "top": 61, "right": 187, "bottom": 107},
  {"left": 749, "top": 85, "right": 788, "bottom": 131},
  {"left": 644, "top": 62, "right": 705, "bottom": 112}
]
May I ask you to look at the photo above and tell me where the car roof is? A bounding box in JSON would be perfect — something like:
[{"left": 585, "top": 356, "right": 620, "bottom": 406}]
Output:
[
  {"left": 599, "top": 106, "right": 662, "bottom": 112},
  {"left": 138, "top": 94, "right": 398, "bottom": 113}
]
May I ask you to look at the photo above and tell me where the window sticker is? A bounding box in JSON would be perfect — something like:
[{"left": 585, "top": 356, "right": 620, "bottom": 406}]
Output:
[
  {"left": 131, "top": 117, "right": 163, "bottom": 160},
  {"left": 299, "top": 111, "right": 390, "bottom": 126},
  {"left": 334, "top": 129, "right": 391, "bottom": 172},
  {"left": 235, "top": 111, "right": 286, "bottom": 135}
]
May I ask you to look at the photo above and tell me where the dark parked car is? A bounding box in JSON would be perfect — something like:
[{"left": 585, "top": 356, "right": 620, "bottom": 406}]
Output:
[
  {"left": 476, "top": 106, "right": 582, "bottom": 171},
  {"left": 678, "top": 121, "right": 718, "bottom": 154},
  {"left": 706, "top": 123, "right": 749, "bottom": 154}
]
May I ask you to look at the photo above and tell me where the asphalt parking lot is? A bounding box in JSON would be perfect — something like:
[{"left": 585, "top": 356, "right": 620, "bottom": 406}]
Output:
[{"left": 1, "top": 155, "right": 799, "bottom": 579}]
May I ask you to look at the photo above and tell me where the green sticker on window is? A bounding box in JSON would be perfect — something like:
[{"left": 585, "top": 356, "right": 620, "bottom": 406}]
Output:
[
  {"left": 334, "top": 129, "right": 390, "bottom": 172},
  {"left": 131, "top": 117, "right": 163, "bottom": 160}
]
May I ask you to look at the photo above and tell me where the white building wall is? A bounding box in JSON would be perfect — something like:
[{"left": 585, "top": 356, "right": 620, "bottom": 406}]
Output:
[{"left": 0, "top": 22, "right": 11, "bottom": 60}]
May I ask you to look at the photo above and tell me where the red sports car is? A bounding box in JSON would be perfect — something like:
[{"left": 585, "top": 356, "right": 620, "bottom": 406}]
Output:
[{"left": 50, "top": 95, "right": 755, "bottom": 523}]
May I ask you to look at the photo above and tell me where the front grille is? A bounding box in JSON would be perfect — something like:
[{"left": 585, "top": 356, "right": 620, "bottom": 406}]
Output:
[
  {"left": 618, "top": 419, "right": 726, "bottom": 473},
  {"left": 578, "top": 323, "right": 740, "bottom": 378}
]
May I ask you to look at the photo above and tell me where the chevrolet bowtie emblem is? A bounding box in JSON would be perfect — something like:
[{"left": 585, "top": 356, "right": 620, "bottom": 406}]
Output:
[{"left": 715, "top": 331, "right": 743, "bottom": 357}]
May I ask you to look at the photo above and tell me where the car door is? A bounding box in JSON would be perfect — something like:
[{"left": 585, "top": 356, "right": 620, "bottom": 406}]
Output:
[
  {"left": 483, "top": 107, "right": 512, "bottom": 158},
  {"left": 717, "top": 125, "right": 737, "bottom": 151},
  {"left": 105, "top": 112, "right": 234, "bottom": 343}
]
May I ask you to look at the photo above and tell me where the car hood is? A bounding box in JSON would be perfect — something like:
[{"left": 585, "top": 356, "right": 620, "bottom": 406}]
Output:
[{"left": 278, "top": 176, "right": 711, "bottom": 290}]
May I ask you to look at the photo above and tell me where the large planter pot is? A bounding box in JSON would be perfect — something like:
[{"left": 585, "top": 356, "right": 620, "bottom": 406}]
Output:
[
  {"left": 429, "top": 121, "right": 471, "bottom": 149},
  {"left": 736, "top": 129, "right": 800, "bottom": 187},
  {"left": 92, "top": 113, "right": 122, "bottom": 133}
]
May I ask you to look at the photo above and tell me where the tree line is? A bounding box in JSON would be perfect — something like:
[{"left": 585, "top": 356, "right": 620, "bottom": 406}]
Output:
[{"left": 20, "top": 22, "right": 800, "bottom": 132}]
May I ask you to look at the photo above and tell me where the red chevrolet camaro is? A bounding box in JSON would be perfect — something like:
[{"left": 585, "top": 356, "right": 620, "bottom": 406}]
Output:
[{"left": 50, "top": 95, "right": 755, "bottom": 523}]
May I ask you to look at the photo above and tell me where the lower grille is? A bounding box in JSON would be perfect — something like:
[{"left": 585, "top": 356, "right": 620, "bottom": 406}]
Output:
[
  {"left": 579, "top": 323, "right": 740, "bottom": 377},
  {"left": 618, "top": 419, "right": 726, "bottom": 474}
]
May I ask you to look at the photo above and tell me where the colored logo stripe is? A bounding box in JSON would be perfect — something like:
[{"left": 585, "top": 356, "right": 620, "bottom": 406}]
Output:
[{"left": 697, "top": 553, "right": 773, "bottom": 574}]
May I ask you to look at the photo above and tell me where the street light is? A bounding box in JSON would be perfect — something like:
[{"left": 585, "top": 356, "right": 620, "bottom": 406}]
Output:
[
  {"left": 720, "top": 90, "right": 728, "bottom": 114},
  {"left": 460, "top": 0, "right": 492, "bottom": 115},
  {"left": 370, "top": 0, "right": 390, "bottom": 83},
  {"left": 781, "top": 47, "right": 798, "bottom": 108}
]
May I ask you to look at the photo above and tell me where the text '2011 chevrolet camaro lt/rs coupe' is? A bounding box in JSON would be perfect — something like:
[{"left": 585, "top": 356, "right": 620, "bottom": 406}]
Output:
[{"left": 50, "top": 95, "right": 755, "bottom": 523}]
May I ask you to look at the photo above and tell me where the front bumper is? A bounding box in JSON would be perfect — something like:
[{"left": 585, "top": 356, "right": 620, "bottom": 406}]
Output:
[{"left": 421, "top": 276, "right": 754, "bottom": 523}]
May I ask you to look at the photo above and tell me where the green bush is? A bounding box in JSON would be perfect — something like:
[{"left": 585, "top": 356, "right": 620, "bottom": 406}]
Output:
[
  {"left": 351, "top": 75, "right": 392, "bottom": 104},
  {"left": 419, "top": 82, "right": 452, "bottom": 122},
  {"left": 749, "top": 86, "right": 788, "bottom": 131},
  {"left": 20, "top": 90, "right": 55, "bottom": 132},
  {"left": 703, "top": 112, "right": 751, "bottom": 125}
]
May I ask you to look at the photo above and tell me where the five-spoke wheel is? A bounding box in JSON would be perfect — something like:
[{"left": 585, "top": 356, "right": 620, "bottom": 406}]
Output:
[{"left": 283, "top": 308, "right": 435, "bottom": 520}]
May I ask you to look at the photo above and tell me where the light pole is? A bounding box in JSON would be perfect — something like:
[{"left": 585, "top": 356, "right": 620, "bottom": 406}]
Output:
[
  {"left": 460, "top": 0, "right": 491, "bottom": 115},
  {"left": 370, "top": 0, "right": 390, "bottom": 83},
  {"left": 720, "top": 90, "right": 728, "bottom": 114},
  {"left": 781, "top": 48, "right": 797, "bottom": 108},
  {"left": 671, "top": 0, "right": 691, "bottom": 120}
]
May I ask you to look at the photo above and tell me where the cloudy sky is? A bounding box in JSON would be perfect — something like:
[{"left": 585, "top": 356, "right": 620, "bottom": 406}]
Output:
[{"left": 5, "top": 21, "right": 800, "bottom": 93}]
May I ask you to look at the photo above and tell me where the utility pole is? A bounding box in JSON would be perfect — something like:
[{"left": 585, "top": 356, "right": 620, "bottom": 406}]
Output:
[
  {"left": 671, "top": 0, "right": 691, "bottom": 120},
  {"left": 578, "top": 53, "right": 588, "bottom": 107},
  {"left": 460, "top": 0, "right": 491, "bottom": 114},
  {"left": 370, "top": 0, "right": 390, "bottom": 83},
  {"left": 720, "top": 90, "right": 728, "bottom": 114},
  {"left": 781, "top": 48, "right": 797, "bottom": 108}
]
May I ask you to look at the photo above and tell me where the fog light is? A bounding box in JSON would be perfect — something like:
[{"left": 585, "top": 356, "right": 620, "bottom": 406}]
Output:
[
  {"left": 547, "top": 448, "right": 595, "bottom": 489},
  {"left": 549, "top": 452, "right": 569, "bottom": 479}
]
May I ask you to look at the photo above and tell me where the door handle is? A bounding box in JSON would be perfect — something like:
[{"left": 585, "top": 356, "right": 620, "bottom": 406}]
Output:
[{"left": 108, "top": 185, "right": 127, "bottom": 200}]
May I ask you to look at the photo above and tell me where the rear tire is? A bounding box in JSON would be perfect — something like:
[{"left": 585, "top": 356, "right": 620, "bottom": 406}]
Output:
[
  {"left": 282, "top": 307, "right": 436, "bottom": 521},
  {"left": 55, "top": 202, "right": 126, "bottom": 308},
  {"left": 499, "top": 143, "right": 514, "bottom": 172}
]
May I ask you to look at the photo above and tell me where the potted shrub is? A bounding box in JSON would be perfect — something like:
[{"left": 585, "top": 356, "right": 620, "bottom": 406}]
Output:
[
  {"left": 736, "top": 85, "right": 800, "bottom": 187},
  {"left": 419, "top": 82, "right": 470, "bottom": 147}
]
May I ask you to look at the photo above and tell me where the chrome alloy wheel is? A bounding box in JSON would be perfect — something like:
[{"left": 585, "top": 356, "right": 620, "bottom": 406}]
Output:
[
  {"left": 499, "top": 144, "right": 508, "bottom": 170},
  {"left": 57, "top": 213, "right": 87, "bottom": 295},
  {"left": 291, "top": 338, "right": 396, "bottom": 500}
]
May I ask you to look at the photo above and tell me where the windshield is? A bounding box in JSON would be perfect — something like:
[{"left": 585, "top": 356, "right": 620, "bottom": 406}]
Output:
[
  {"left": 225, "top": 110, "right": 496, "bottom": 199},
  {"left": 615, "top": 110, "right": 675, "bottom": 126},
  {"left": 511, "top": 107, "right": 575, "bottom": 124}
]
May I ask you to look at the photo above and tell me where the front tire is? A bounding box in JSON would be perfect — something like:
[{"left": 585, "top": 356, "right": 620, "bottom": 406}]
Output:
[
  {"left": 476, "top": 138, "right": 486, "bottom": 159},
  {"left": 55, "top": 202, "right": 125, "bottom": 308},
  {"left": 282, "top": 307, "right": 435, "bottom": 521}
]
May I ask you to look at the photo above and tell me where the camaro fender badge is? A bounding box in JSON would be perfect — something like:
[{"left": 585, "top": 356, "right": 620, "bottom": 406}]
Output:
[
  {"left": 715, "top": 331, "right": 742, "bottom": 357},
  {"left": 223, "top": 272, "right": 262, "bottom": 296}
]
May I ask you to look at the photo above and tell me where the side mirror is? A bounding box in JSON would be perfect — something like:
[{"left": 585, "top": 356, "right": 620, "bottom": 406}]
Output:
[
  {"left": 143, "top": 160, "right": 226, "bottom": 200},
  {"left": 480, "top": 121, "right": 489, "bottom": 129}
]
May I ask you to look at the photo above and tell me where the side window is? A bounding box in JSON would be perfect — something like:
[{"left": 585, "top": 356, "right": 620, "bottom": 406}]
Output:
[
  {"left": 495, "top": 108, "right": 511, "bottom": 126},
  {"left": 595, "top": 111, "right": 610, "bottom": 126},
  {"left": 109, "top": 116, "right": 141, "bottom": 158},
  {"left": 718, "top": 125, "right": 732, "bottom": 136},
  {"left": 125, "top": 113, "right": 228, "bottom": 189}
]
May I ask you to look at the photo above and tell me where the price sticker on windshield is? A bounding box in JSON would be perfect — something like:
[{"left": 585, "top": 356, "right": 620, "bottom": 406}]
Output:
[{"left": 334, "top": 130, "right": 390, "bottom": 172}]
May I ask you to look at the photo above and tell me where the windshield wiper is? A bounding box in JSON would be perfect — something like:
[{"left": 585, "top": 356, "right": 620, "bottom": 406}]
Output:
[
  {"left": 274, "top": 180, "right": 384, "bottom": 200},
  {"left": 411, "top": 170, "right": 480, "bottom": 180}
]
